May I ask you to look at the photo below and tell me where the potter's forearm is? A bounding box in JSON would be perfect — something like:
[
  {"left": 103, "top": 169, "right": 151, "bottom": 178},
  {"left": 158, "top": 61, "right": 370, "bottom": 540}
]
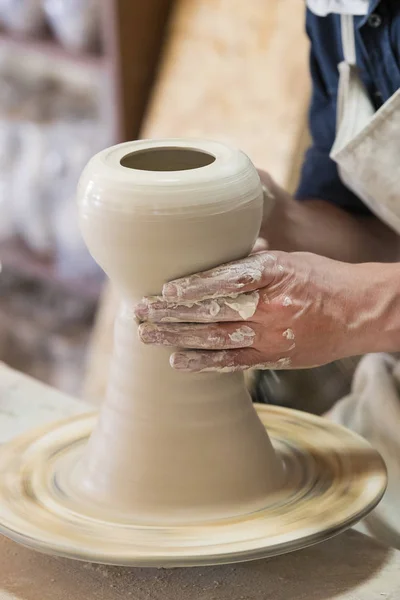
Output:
[{"left": 260, "top": 174, "right": 400, "bottom": 263}]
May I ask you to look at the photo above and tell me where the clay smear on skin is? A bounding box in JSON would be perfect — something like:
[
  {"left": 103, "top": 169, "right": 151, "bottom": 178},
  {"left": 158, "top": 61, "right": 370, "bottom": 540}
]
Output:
[
  {"left": 139, "top": 323, "right": 219, "bottom": 348},
  {"left": 228, "top": 326, "right": 256, "bottom": 346},
  {"left": 283, "top": 328, "right": 296, "bottom": 350},
  {"left": 282, "top": 296, "right": 293, "bottom": 307},
  {"left": 222, "top": 292, "right": 259, "bottom": 320},
  {"left": 171, "top": 352, "right": 292, "bottom": 372},
  {"left": 173, "top": 291, "right": 261, "bottom": 321},
  {"left": 138, "top": 291, "right": 260, "bottom": 322},
  {"left": 283, "top": 328, "right": 295, "bottom": 341},
  {"left": 164, "top": 253, "right": 277, "bottom": 300},
  {"left": 140, "top": 323, "right": 256, "bottom": 349}
]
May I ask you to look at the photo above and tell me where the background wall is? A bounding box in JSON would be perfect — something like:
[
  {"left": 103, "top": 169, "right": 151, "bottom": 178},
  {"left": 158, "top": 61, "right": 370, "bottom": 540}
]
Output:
[{"left": 0, "top": 0, "right": 172, "bottom": 394}]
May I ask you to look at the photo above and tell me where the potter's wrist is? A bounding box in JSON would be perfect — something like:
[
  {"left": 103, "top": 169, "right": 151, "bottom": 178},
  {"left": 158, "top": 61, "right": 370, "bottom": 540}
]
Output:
[
  {"left": 346, "top": 263, "right": 400, "bottom": 355},
  {"left": 372, "top": 263, "right": 400, "bottom": 353}
]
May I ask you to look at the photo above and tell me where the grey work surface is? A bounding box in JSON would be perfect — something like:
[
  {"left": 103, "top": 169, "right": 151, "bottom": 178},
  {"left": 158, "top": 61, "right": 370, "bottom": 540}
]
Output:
[{"left": 0, "top": 362, "right": 400, "bottom": 600}]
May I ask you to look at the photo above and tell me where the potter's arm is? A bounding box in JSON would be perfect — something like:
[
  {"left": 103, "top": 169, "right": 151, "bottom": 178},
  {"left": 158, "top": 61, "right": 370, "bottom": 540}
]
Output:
[{"left": 258, "top": 171, "right": 400, "bottom": 264}]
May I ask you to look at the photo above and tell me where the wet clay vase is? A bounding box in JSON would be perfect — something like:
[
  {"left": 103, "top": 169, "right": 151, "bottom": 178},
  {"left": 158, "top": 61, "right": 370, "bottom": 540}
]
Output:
[{"left": 76, "top": 139, "right": 283, "bottom": 523}]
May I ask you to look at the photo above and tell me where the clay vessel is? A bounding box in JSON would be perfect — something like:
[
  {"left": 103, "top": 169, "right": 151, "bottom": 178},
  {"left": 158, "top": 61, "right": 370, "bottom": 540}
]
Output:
[{"left": 76, "top": 139, "right": 283, "bottom": 524}]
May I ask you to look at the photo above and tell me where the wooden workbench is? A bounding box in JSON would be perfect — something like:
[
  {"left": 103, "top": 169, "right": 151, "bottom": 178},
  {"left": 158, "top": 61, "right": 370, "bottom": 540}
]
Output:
[{"left": 0, "top": 363, "right": 400, "bottom": 600}]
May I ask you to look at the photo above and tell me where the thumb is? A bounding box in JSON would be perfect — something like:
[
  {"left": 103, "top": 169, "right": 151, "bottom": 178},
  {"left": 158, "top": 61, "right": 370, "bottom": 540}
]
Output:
[
  {"left": 162, "top": 251, "right": 280, "bottom": 301},
  {"left": 251, "top": 236, "right": 269, "bottom": 254}
]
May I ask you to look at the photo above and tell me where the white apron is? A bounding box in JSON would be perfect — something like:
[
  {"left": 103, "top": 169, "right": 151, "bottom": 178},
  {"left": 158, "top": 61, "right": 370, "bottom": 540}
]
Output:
[
  {"left": 330, "top": 14, "right": 400, "bottom": 233},
  {"left": 327, "top": 355, "right": 400, "bottom": 549},
  {"left": 327, "top": 13, "right": 400, "bottom": 549}
]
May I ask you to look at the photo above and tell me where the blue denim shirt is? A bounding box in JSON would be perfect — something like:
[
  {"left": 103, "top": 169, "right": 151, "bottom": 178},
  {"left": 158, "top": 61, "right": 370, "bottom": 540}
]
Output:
[{"left": 296, "top": 0, "right": 400, "bottom": 214}]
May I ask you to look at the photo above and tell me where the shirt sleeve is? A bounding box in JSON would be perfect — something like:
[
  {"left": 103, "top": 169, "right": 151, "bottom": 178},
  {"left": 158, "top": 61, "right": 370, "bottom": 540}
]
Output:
[{"left": 295, "top": 10, "right": 370, "bottom": 215}]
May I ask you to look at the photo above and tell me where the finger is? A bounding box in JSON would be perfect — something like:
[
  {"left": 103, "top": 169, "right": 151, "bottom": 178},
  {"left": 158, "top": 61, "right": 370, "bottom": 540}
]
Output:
[
  {"left": 258, "top": 170, "right": 279, "bottom": 199},
  {"left": 170, "top": 349, "right": 292, "bottom": 372},
  {"left": 162, "top": 252, "right": 280, "bottom": 301},
  {"left": 134, "top": 292, "right": 260, "bottom": 323},
  {"left": 251, "top": 237, "right": 269, "bottom": 253},
  {"left": 138, "top": 322, "right": 257, "bottom": 350}
]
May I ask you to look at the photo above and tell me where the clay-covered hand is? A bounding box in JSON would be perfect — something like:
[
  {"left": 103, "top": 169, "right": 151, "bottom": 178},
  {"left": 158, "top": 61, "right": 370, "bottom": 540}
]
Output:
[{"left": 135, "top": 251, "right": 378, "bottom": 373}]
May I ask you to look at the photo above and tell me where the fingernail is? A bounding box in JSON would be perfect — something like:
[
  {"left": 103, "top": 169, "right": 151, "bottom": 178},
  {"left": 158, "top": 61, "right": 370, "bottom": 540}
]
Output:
[
  {"left": 134, "top": 302, "right": 149, "bottom": 321},
  {"left": 162, "top": 282, "right": 181, "bottom": 300},
  {"left": 170, "top": 352, "right": 195, "bottom": 371},
  {"left": 170, "top": 352, "right": 231, "bottom": 372},
  {"left": 138, "top": 323, "right": 156, "bottom": 343}
]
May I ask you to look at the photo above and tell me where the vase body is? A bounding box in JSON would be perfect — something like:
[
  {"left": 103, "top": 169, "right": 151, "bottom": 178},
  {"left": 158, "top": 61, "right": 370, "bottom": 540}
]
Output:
[{"left": 76, "top": 139, "right": 283, "bottom": 523}]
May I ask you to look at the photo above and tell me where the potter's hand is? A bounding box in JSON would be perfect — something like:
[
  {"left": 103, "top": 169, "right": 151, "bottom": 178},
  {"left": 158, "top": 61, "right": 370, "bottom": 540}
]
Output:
[
  {"left": 256, "top": 169, "right": 400, "bottom": 263},
  {"left": 135, "top": 251, "right": 379, "bottom": 372}
]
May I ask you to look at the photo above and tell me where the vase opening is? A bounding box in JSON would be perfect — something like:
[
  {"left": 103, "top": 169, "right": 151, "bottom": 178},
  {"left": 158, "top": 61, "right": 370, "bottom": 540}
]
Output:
[{"left": 120, "top": 147, "right": 216, "bottom": 172}]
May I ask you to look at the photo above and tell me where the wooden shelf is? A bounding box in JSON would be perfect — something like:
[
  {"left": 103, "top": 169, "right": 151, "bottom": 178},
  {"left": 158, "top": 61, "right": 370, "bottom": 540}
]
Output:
[
  {"left": 0, "top": 237, "right": 103, "bottom": 301},
  {"left": 0, "top": 31, "right": 105, "bottom": 70}
]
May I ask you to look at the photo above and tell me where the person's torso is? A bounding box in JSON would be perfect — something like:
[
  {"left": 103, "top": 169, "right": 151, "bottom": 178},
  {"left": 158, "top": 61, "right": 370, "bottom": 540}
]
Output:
[{"left": 307, "top": 0, "right": 400, "bottom": 110}]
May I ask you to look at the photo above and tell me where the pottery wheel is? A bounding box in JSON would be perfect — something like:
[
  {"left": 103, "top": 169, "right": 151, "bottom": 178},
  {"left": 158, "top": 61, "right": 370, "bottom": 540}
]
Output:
[{"left": 0, "top": 404, "right": 386, "bottom": 567}]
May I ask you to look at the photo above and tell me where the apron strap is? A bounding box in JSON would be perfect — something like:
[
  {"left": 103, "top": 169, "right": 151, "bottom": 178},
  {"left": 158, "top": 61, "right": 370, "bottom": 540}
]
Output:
[
  {"left": 332, "top": 13, "right": 375, "bottom": 157},
  {"left": 340, "top": 14, "right": 356, "bottom": 65}
]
